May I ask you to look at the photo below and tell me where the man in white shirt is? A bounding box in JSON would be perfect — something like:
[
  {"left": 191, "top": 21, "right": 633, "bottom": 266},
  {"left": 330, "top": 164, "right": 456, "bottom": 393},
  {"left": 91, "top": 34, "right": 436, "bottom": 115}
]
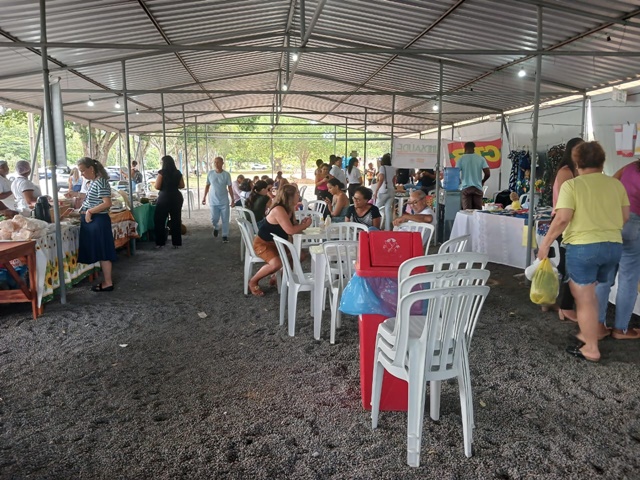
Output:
[
  {"left": 231, "top": 174, "right": 245, "bottom": 206},
  {"left": 329, "top": 156, "right": 347, "bottom": 190},
  {"left": 202, "top": 156, "right": 234, "bottom": 243},
  {"left": 393, "top": 190, "right": 434, "bottom": 226},
  {"left": 0, "top": 160, "right": 15, "bottom": 210}
]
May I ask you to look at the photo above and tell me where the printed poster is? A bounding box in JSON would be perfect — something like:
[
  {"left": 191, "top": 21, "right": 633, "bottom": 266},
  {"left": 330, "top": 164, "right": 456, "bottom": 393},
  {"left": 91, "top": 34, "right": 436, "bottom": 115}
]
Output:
[{"left": 448, "top": 139, "right": 502, "bottom": 169}]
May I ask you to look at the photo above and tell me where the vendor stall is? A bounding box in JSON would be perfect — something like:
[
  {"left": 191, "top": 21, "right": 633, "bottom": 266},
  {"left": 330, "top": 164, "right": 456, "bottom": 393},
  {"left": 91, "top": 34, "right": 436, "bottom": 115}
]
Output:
[
  {"left": 132, "top": 203, "right": 155, "bottom": 240},
  {"left": 110, "top": 210, "right": 140, "bottom": 253}
]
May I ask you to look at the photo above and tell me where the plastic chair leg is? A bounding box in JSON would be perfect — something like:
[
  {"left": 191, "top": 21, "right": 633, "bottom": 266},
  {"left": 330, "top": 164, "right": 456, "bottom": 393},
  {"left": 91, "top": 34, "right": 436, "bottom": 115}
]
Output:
[
  {"left": 430, "top": 380, "right": 442, "bottom": 421},
  {"left": 240, "top": 241, "right": 245, "bottom": 261},
  {"left": 370, "top": 355, "right": 385, "bottom": 429},
  {"left": 287, "top": 285, "right": 299, "bottom": 337},
  {"left": 406, "top": 357, "right": 427, "bottom": 467},
  {"left": 329, "top": 290, "right": 339, "bottom": 344},
  {"left": 279, "top": 281, "right": 287, "bottom": 326},
  {"left": 459, "top": 373, "right": 473, "bottom": 458},
  {"left": 243, "top": 255, "right": 251, "bottom": 296}
]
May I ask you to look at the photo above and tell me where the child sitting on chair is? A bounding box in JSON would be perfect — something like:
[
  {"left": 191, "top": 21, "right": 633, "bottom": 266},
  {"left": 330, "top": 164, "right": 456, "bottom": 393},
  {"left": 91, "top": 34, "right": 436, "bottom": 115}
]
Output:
[{"left": 505, "top": 191, "right": 521, "bottom": 210}]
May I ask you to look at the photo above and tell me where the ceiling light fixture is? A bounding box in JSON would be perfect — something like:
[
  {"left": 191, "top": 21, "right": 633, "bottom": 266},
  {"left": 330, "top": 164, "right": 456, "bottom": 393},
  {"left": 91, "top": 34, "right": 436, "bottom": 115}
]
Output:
[
  {"left": 277, "top": 105, "right": 282, "bottom": 112},
  {"left": 135, "top": 108, "right": 139, "bottom": 115},
  {"left": 518, "top": 68, "right": 527, "bottom": 78},
  {"left": 87, "top": 97, "right": 94, "bottom": 107},
  {"left": 432, "top": 104, "right": 439, "bottom": 111},
  {"left": 282, "top": 84, "right": 288, "bottom": 91},
  {"left": 115, "top": 100, "right": 121, "bottom": 109},
  {"left": 291, "top": 52, "right": 299, "bottom": 62}
]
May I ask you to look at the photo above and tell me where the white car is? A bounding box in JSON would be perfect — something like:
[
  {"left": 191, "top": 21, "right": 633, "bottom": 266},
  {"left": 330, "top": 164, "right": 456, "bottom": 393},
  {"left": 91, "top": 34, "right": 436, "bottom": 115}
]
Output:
[{"left": 250, "top": 163, "right": 269, "bottom": 171}]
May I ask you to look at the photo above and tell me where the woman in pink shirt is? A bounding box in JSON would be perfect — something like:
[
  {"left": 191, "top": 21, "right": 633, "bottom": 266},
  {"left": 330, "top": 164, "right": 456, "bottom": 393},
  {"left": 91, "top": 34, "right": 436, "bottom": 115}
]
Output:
[
  {"left": 547, "top": 137, "right": 584, "bottom": 322},
  {"left": 595, "top": 159, "right": 640, "bottom": 339}
]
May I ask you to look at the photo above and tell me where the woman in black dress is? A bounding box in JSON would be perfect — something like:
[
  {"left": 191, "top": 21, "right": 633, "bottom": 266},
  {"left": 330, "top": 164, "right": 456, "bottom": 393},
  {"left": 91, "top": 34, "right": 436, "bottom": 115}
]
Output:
[{"left": 154, "top": 155, "right": 185, "bottom": 248}]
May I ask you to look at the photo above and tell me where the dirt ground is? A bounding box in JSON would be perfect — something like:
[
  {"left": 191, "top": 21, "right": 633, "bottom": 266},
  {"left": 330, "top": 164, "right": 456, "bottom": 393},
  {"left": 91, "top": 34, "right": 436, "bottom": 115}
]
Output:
[{"left": 1, "top": 209, "right": 639, "bottom": 479}]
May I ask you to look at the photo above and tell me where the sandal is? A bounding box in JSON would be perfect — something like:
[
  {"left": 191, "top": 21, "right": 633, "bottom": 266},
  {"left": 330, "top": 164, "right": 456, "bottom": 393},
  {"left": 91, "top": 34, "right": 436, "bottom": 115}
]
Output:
[
  {"left": 91, "top": 283, "right": 114, "bottom": 292},
  {"left": 249, "top": 283, "right": 264, "bottom": 297},
  {"left": 566, "top": 345, "right": 600, "bottom": 363},
  {"left": 611, "top": 328, "right": 640, "bottom": 340},
  {"left": 575, "top": 327, "right": 612, "bottom": 343}
]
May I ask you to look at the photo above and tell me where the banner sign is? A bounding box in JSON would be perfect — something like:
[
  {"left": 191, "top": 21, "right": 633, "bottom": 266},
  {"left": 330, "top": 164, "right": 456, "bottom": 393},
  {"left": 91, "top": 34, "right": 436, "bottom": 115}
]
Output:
[
  {"left": 392, "top": 138, "right": 446, "bottom": 169},
  {"left": 447, "top": 139, "right": 502, "bottom": 169}
]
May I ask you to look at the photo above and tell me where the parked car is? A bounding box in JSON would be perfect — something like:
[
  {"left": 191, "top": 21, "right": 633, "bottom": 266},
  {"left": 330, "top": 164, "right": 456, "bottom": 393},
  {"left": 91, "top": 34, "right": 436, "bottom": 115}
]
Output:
[{"left": 250, "top": 163, "right": 269, "bottom": 171}]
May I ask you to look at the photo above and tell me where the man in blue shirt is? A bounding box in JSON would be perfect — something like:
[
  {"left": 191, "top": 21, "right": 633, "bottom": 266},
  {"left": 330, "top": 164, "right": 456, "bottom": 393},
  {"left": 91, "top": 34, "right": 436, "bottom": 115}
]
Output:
[
  {"left": 457, "top": 142, "right": 490, "bottom": 210},
  {"left": 202, "top": 156, "right": 234, "bottom": 242}
]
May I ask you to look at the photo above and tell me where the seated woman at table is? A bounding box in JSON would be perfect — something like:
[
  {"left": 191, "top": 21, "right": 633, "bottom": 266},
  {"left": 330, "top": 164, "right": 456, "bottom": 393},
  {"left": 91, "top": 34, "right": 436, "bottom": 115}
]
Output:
[
  {"left": 11, "top": 160, "right": 42, "bottom": 216},
  {"left": 537, "top": 141, "right": 629, "bottom": 362},
  {"left": 245, "top": 180, "right": 271, "bottom": 224},
  {"left": 324, "top": 178, "right": 349, "bottom": 222},
  {"left": 392, "top": 189, "right": 434, "bottom": 228},
  {"left": 249, "top": 184, "right": 312, "bottom": 297},
  {"left": 345, "top": 186, "right": 381, "bottom": 230},
  {"left": 76, "top": 157, "right": 118, "bottom": 292},
  {"left": 154, "top": 155, "right": 185, "bottom": 249}
]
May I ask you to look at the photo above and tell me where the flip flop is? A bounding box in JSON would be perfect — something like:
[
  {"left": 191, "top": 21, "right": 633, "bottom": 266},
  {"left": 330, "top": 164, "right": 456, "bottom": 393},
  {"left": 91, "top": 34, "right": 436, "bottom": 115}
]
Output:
[
  {"left": 249, "top": 284, "right": 264, "bottom": 297},
  {"left": 611, "top": 328, "right": 640, "bottom": 340},
  {"left": 91, "top": 283, "right": 114, "bottom": 292}
]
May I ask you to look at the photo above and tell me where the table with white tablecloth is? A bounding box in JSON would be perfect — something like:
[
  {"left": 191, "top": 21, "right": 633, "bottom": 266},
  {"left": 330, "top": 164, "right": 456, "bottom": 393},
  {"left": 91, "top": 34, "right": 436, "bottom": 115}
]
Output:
[{"left": 450, "top": 211, "right": 529, "bottom": 269}]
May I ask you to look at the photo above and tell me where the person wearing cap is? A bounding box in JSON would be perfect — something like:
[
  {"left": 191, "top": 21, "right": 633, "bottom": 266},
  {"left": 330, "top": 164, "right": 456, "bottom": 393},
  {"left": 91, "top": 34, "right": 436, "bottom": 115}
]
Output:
[
  {"left": 0, "top": 160, "right": 15, "bottom": 210},
  {"left": 11, "top": 160, "right": 42, "bottom": 215}
]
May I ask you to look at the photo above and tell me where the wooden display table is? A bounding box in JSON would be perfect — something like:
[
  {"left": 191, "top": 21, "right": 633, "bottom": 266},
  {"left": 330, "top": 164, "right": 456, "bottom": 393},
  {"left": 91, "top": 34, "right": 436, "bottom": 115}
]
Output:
[{"left": 0, "top": 241, "right": 40, "bottom": 319}]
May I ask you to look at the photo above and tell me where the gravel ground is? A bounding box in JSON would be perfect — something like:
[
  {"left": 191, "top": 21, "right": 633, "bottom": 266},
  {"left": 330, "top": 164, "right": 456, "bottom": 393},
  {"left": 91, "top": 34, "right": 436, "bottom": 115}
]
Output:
[{"left": 1, "top": 209, "right": 639, "bottom": 479}]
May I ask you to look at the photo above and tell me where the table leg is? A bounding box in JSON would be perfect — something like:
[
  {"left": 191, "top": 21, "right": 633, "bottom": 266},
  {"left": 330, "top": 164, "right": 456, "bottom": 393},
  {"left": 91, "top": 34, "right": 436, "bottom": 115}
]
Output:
[{"left": 313, "top": 255, "right": 326, "bottom": 341}]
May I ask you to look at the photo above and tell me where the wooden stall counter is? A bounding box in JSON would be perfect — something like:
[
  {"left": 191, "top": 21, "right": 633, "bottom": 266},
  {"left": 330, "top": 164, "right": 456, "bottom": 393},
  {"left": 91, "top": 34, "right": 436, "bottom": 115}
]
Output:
[{"left": 0, "top": 241, "right": 40, "bottom": 319}]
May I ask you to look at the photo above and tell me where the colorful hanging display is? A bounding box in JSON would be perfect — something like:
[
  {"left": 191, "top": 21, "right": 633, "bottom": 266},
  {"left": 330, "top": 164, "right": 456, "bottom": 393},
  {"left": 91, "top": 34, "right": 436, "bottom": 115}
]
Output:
[
  {"left": 507, "top": 150, "right": 531, "bottom": 194},
  {"left": 539, "top": 143, "right": 565, "bottom": 208}
]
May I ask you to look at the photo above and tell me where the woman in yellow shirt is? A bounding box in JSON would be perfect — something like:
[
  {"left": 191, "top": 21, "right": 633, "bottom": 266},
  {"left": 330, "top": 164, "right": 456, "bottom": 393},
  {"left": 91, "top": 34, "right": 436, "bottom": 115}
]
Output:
[{"left": 537, "top": 142, "right": 630, "bottom": 362}]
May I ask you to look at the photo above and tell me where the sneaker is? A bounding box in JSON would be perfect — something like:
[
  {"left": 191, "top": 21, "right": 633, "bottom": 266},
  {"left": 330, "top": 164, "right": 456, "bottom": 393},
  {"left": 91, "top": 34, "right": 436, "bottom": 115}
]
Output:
[
  {"left": 222, "top": 236, "right": 229, "bottom": 243},
  {"left": 213, "top": 229, "right": 219, "bottom": 237}
]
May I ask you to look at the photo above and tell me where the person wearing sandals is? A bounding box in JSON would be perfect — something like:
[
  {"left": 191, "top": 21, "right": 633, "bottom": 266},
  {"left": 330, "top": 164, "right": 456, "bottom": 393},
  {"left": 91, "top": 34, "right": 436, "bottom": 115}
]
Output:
[
  {"left": 77, "top": 157, "right": 117, "bottom": 292},
  {"left": 248, "top": 184, "right": 312, "bottom": 297},
  {"left": 154, "top": 155, "right": 185, "bottom": 249},
  {"left": 595, "top": 157, "right": 640, "bottom": 340},
  {"left": 537, "top": 142, "right": 629, "bottom": 362}
]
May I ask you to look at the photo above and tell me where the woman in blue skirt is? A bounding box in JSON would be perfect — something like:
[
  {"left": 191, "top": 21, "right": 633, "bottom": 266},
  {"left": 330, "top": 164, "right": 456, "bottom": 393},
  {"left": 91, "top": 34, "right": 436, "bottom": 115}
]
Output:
[{"left": 77, "top": 157, "right": 117, "bottom": 292}]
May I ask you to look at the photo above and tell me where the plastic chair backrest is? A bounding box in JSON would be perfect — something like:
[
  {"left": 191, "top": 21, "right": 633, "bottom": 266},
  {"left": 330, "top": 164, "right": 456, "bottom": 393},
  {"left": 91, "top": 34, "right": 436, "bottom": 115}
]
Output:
[
  {"left": 438, "top": 234, "right": 471, "bottom": 254},
  {"left": 394, "top": 221, "right": 435, "bottom": 252},
  {"left": 323, "top": 240, "right": 358, "bottom": 292},
  {"left": 236, "top": 218, "right": 259, "bottom": 257},
  {"left": 326, "top": 223, "right": 367, "bottom": 241},
  {"left": 307, "top": 200, "right": 327, "bottom": 215},
  {"left": 398, "top": 252, "right": 489, "bottom": 288},
  {"left": 299, "top": 185, "right": 307, "bottom": 199},
  {"left": 482, "top": 185, "right": 488, "bottom": 196},
  {"left": 391, "top": 286, "right": 490, "bottom": 371},
  {"left": 234, "top": 206, "right": 259, "bottom": 234},
  {"left": 272, "top": 235, "right": 308, "bottom": 284},
  {"left": 294, "top": 210, "right": 323, "bottom": 227},
  {"left": 519, "top": 193, "right": 529, "bottom": 205}
]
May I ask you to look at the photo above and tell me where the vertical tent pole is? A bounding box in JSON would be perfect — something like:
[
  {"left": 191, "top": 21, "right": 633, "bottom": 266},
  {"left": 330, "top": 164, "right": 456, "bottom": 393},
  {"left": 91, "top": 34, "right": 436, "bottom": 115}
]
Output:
[
  {"left": 88, "top": 121, "right": 92, "bottom": 158},
  {"left": 270, "top": 129, "right": 275, "bottom": 179},
  {"left": 391, "top": 95, "right": 396, "bottom": 153},
  {"left": 181, "top": 105, "right": 191, "bottom": 218},
  {"left": 364, "top": 108, "right": 368, "bottom": 165},
  {"left": 204, "top": 124, "right": 209, "bottom": 172},
  {"left": 526, "top": 5, "right": 543, "bottom": 268},
  {"left": 499, "top": 113, "right": 505, "bottom": 191},
  {"left": 39, "top": 0, "right": 66, "bottom": 303},
  {"left": 580, "top": 93, "right": 587, "bottom": 139},
  {"left": 333, "top": 125, "right": 337, "bottom": 155},
  {"left": 344, "top": 118, "right": 348, "bottom": 159},
  {"left": 40, "top": 109, "right": 49, "bottom": 196},
  {"left": 121, "top": 60, "right": 136, "bottom": 255},
  {"left": 435, "top": 61, "right": 444, "bottom": 246},
  {"left": 195, "top": 116, "right": 200, "bottom": 209},
  {"left": 118, "top": 132, "right": 122, "bottom": 169},
  {"left": 161, "top": 93, "right": 167, "bottom": 157}
]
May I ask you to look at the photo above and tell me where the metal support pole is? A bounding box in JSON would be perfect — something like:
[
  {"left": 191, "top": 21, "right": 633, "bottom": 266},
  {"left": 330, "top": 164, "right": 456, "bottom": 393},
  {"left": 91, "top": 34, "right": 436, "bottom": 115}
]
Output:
[
  {"left": 270, "top": 130, "right": 275, "bottom": 178},
  {"left": 204, "top": 124, "right": 209, "bottom": 172},
  {"left": 391, "top": 95, "right": 396, "bottom": 154},
  {"left": 118, "top": 132, "right": 122, "bottom": 169},
  {"left": 285, "top": 34, "right": 290, "bottom": 88},
  {"left": 333, "top": 125, "right": 337, "bottom": 155},
  {"left": 161, "top": 93, "right": 167, "bottom": 156},
  {"left": 435, "top": 61, "right": 443, "bottom": 246},
  {"left": 526, "top": 5, "right": 543, "bottom": 268},
  {"left": 499, "top": 113, "right": 505, "bottom": 191},
  {"left": 344, "top": 118, "right": 348, "bottom": 159},
  {"left": 121, "top": 60, "right": 136, "bottom": 255},
  {"left": 88, "top": 120, "right": 92, "bottom": 157},
  {"left": 195, "top": 116, "right": 200, "bottom": 209},
  {"left": 29, "top": 115, "right": 43, "bottom": 181},
  {"left": 39, "top": 0, "right": 66, "bottom": 303},
  {"left": 300, "top": 0, "right": 306, "bottom": 43},
  {"left": 580, "top": 93, "right": 587, "bottom": 139},
  {"left": 181, "top": 105, "right": 191, "bottom": 218},
  {"left": 364, "top": 108, "right": 368, "bottom": 164}
]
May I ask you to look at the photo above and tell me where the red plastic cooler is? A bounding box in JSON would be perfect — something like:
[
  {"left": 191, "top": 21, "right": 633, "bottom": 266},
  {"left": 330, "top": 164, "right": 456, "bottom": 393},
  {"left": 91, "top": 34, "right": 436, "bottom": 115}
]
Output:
[{"left": 356, "top": 230, "right": 424, "bottom": 411}]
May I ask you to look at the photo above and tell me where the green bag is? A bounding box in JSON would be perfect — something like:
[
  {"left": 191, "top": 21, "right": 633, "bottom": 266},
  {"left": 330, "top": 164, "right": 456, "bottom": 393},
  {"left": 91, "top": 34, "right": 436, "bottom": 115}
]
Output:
[{"left": 530, "top": 258, "right": 559, "bottom": 305}]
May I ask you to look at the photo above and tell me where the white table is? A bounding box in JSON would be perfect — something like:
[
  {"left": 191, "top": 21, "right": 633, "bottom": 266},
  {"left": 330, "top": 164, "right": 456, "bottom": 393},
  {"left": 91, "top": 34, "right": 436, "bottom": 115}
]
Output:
[{"left": 450, "top": 211, "right": 529, "bottom": 269}]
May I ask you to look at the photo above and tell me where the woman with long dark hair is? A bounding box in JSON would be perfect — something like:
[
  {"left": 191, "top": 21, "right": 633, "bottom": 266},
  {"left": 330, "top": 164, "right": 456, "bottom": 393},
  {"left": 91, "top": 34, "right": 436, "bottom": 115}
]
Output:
[
  {"left": 546, "top": 137, "right": 584, "bottom": 321},
  {"left": 154, "top": 155, "right": 185, "bottom": 249},
  {"left": 245, "top": 180, "right": 271, "bottom": 223},
  {"left": 346, "top": 157, "right": 362, "bottom": 201},
  {"left": 76, "top": 157, "right": 117, "bottom": 292}
]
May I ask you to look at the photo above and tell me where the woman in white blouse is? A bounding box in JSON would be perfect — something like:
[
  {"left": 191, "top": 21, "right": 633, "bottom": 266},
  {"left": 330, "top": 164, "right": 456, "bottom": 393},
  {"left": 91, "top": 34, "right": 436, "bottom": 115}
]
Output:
[{"left": 346, "top": 157, "right": 362, "bottom": 202}]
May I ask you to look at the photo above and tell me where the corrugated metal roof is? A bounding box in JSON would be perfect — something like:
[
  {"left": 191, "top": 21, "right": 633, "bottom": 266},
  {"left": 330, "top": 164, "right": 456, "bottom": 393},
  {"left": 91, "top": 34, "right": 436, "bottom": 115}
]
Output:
[{"left": 0, "top": 0, "right": 638, "bottom": 135}]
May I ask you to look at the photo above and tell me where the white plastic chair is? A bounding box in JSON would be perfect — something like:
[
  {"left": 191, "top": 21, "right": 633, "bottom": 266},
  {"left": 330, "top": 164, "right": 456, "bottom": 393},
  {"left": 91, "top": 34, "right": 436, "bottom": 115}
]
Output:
[
  {"left": 438, "top": 234, "right": 471, "bottom": 254},
  {"left": 482, "top": 185, "right": 488, "bottom": 197},
  {"left": 236, "top": 218, "right": 264, "bottom": 296},
  {"left": 371, "top": 285, "right": 490, "bottom": 466},
  {"left": 519, "top": 193, "right": 529, "bottom": 205},
  {"left": 234, "top": 206, "right": 259, "bottom": 261},
  {"left": 326, "top": 222, "right": 368, "bottom": 241},
  {"left": 294, "top": 210, "right": 324, "bottom": 228},
  {"left": 398, "top": 252, "right": 489, "bottom": 290},
  {"left": 306, "top": 200, "right": 327, "bottom": 215},
  {"left": 394, "top": 221, "right": 435, "bottom": 254},
  {"left": 272, "top": 235, "right": 315, "bottom": 337},
  {"left": 323, "top": 240, "right": 358, "bottom": 344},
  {"left": 299, "top": 185, "right": 307, "bottom": 199}
]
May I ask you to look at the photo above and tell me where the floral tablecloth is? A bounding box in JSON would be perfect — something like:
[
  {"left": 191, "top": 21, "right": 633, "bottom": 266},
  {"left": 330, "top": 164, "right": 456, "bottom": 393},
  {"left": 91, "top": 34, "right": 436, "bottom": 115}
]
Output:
[{"left": 35, "top": 225, "right": 98, "bottom": 306}]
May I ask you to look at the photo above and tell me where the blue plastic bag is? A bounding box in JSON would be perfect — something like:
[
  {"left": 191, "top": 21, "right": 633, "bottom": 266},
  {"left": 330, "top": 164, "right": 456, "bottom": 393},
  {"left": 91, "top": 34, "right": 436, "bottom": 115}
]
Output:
[{"left": 340, "top": 275, "right": 387, "bottom": 316}]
